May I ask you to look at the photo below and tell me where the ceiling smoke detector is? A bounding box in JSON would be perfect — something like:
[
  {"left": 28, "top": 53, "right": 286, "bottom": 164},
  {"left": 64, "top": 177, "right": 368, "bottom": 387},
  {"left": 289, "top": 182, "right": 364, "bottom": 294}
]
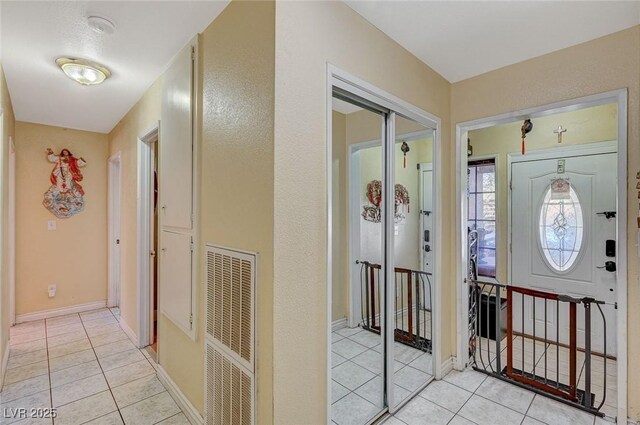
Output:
[
  {"left": 87, "top": 15, "right": 116, "bottom": 35},
  {"left": 56, "top": 57, "right": 111, "bottom": 86}
]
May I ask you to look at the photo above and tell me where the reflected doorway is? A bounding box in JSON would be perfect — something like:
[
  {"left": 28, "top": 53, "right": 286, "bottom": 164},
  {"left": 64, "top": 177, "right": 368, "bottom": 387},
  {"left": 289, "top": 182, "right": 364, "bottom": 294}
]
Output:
[{"left": 329, "top": 80, "right": 440, "bottom": 424}]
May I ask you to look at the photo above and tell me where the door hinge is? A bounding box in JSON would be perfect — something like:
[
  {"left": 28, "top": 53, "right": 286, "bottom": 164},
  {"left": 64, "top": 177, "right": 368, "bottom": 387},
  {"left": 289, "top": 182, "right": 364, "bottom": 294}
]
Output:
[
  {"left": 189, "top": 314, "right": 193, "bottom": 325},
  {"left": 417, "top": 163, "right": 420, "bottom": 170},
  {"left": 190, "top": 241, "right": 194, "bottom": 252},
  {"left": 191, "top": 46, "right": 195, "bottom": 61},
  {"left": 509, "top": 179, "right": 513, "bottom": 191}
]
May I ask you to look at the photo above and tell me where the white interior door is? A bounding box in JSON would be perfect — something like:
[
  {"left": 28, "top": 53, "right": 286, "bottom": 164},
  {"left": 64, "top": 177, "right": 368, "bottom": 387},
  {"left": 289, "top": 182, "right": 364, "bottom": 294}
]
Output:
[
  {"left": 420, "top": 163, "right": 433, "bottom": 309},
  {"left": 511, "top": 152, "right": 617, "bottom": 355}
]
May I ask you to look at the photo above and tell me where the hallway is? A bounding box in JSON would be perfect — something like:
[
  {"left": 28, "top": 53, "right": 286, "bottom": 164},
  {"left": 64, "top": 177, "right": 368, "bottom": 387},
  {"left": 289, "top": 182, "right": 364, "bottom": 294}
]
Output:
[{"left": 0, "top": 308, "right": 189, "bottom": 425}]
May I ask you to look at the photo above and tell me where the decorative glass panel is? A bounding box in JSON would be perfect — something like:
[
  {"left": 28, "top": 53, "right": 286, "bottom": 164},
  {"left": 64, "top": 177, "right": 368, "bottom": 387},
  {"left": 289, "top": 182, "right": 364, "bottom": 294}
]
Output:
[{"left": 538, "top": 183, "right": 584, "bottom": 272}]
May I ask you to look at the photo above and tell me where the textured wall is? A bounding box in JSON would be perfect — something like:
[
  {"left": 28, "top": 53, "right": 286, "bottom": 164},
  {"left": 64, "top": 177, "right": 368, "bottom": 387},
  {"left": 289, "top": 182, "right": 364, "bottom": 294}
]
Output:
[
  {"left": 0, "top": 62, "right": 16, "bottom": 385},
  {"left": 199, "top": 1, "right": 275, "bottom": 420},
  {"left": 452, "top": 26, "right": 640, "bottom": 418},
  {"left": 273, "top": 2, "right": 451, "bottom": 422},
  {"left": 15, "top": 122, "right": 108, "bottom": 314}
]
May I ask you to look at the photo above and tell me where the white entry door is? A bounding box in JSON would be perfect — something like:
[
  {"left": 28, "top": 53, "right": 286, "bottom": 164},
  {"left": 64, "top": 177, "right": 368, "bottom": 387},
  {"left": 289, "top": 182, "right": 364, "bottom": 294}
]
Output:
[
  {"left": 511, "top": 152, "right": 617, "bottom": 355},
  {"left": 420, "top": 164, "right": 433, "bottom": 308}
]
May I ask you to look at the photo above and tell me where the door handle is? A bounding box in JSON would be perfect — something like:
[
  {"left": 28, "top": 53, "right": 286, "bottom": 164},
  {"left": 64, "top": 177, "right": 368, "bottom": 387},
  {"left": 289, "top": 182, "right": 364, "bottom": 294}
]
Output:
[
  {"left": 424, "top": 244, "right": 431, "bottom": 253},
  {"left": 597, "top": 261, "right": 616, "bottom": 272}
]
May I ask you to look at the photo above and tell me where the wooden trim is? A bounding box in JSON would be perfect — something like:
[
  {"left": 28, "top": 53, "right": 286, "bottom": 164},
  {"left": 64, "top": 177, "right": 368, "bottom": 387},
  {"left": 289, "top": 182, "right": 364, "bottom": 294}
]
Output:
[
  {"left": 569, "top": 303, "right": 577, "bottom": 399},
  {"left": 507, "top": 287, "right": 513, "bottom": 376},
  {"left": 507, "top": 372, "right": 578, "bottom": 402},
  {"left": 509, "top": 285, "right": 560, "bottom": 301}
]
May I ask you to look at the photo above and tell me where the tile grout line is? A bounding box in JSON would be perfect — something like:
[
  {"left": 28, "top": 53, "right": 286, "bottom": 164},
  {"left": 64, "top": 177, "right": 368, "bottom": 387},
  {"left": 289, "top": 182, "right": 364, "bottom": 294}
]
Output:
[
  {"left": 44, "top": 316, "right": 56, "bottom": 425},
  {"left": 78, "top": 310, "right": 127, "bottom": 425}
]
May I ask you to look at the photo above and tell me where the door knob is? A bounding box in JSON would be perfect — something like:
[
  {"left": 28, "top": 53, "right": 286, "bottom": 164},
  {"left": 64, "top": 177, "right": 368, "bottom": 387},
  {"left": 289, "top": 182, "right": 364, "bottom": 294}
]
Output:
[
  {"left": 424, "top": 244, "right": 431, "bottom": 252},
  {"left": 597, "top": 261, "right": 616, "bottom": 272}
]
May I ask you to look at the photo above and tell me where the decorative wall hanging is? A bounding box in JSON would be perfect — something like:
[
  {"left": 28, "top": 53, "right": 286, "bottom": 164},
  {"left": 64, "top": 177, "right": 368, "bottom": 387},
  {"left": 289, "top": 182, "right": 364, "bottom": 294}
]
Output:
[
  {"left": 550, "top": 178, "right": 571, "bottom": 200},
  {"left": 43, "top": 148, "right": 87, "bottom": 218},
  {"left": 554, "top": 125, "right": 567, "bottom": 144},
  {"left": 394, "top": 183, "right": 410, "bottom": 223},
  {"left": 401, "top": 141, "right": 410, "bottom": 168},
  {"left": 361, "top": 180, "right": 410, "bottom": 224},
  {"left": 520, "top": 119, "right": 533, "bottom": 155},
  {"left": 362, "top": 180, "right": 382, "bottom": 223}
]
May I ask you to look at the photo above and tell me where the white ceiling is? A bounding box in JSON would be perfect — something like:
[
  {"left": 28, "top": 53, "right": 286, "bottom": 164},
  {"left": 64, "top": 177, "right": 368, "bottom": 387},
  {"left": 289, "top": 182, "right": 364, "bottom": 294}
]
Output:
[
  {"left": 2, "top": 2, "right": 639, "bottom": 133},
  {"left": 333, "top": 98, "right": 363, "bottom": 114},
  {"left": 1, "top": 1, "right": 229, "bottom": 133},
  {"left": 346, "top": 1, "right": 640, "bottom": 83}
]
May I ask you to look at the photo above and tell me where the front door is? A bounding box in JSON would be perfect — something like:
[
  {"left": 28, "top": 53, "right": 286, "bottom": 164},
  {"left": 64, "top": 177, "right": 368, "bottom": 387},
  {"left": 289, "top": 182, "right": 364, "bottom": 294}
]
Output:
[{"left": 511, "top": 151, "right": 617, "bottom": 355}]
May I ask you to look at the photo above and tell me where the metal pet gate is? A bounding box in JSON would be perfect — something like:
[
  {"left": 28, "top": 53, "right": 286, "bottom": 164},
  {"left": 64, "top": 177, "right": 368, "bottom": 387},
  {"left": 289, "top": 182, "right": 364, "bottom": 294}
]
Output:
[
  {"left": 468, "top": 279, "right": 612, "bottom": 417},
  {"left": 357, "top": 260, "right": 433, "bottom": 353}
]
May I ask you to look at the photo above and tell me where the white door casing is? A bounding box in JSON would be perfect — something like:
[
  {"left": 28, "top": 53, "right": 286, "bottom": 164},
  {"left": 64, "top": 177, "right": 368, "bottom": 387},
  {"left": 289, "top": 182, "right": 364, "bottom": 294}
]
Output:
[
  {"left": 420, "top": 163, "right": 433, "bottom": 309},
  {"left": 108, "top": 153, "right": 122, "bottom": 308},
  {"left": 511, "top": 152, "right": 617, "bottom": 355}
]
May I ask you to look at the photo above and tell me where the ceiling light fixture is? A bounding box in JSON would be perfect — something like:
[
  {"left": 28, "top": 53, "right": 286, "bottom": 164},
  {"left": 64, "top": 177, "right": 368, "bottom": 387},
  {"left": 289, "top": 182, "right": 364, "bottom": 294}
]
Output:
[{"left": 55, "top": 57, "right": 111, "bottom": 86}]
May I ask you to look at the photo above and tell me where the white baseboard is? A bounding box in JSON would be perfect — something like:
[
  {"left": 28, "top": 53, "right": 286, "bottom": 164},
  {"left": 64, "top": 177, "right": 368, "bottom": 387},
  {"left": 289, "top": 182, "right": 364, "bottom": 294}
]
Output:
[
  {"left": 15, "top": 301, "right": 107, "bottom": 323},
  {"left": 0, "top": 342, "right": 9, "bottom": 391},
  {"left": 156, "top": 364, "right": 203, "bottom": 425},
  {"left": 441, "top": 356, "right": 456, "bottom": 377},
  {"left": 332, "top": 318, "right": 347, "bottom": 332},
  {"left": 119, "top": 318, "right": 139, "bottom": 347}
]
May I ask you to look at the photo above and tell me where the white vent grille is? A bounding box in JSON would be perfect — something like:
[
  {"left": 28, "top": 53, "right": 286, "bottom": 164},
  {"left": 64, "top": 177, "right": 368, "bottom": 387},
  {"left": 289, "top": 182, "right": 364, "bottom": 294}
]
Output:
[
  {"left": 206, "top": 344, "right": 254, "bottom": 425},
  {"left": 205, "top": 245, "right": 256, "bottom": 425}
]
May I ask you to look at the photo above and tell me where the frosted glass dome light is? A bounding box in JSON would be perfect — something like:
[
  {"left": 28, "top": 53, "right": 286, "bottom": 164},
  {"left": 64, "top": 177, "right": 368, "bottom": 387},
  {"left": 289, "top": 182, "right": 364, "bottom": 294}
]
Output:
[{"left": 56, "top": 58, "right": 111, "bottom": 86}]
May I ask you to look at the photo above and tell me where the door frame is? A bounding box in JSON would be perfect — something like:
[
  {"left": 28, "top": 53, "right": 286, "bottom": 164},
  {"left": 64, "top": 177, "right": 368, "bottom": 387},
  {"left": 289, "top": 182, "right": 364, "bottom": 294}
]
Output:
[
  {"left": 327, "top": 64, "right": 443, "bottom": 421},
  {"left": 8, "top": 136, "right": 15, "bottom": 326},
  {"left": 137, "top": 122, "right": 159, "bottom": 349},
  {"left": 418, "top": 162, "right": 433, "bottom": 277},
  {"left": 107, "top": 152, "right": 122, "bottom": 308},
  {"left": 455, "top": 89, "right": 628, "bottom": 423}
]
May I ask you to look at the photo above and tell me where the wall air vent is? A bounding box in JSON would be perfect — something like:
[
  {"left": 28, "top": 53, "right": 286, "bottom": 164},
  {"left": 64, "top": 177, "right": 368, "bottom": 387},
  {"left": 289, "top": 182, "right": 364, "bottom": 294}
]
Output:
[{"left": 205, "top": 245, "right": 256, "bottom": 425}]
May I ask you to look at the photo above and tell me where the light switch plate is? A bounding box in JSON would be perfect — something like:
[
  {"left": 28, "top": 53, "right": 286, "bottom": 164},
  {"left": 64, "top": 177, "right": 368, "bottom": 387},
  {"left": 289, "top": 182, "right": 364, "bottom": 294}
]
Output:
[{"left": 47, "top": 220, "right": 56, "bottom": 231}]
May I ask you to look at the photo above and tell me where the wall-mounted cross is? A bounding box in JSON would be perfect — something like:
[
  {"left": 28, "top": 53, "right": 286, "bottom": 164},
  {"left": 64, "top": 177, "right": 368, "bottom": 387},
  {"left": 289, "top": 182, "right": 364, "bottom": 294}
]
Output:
[{"left": 554, "top": 125, "right": 567, "bottom": 144}]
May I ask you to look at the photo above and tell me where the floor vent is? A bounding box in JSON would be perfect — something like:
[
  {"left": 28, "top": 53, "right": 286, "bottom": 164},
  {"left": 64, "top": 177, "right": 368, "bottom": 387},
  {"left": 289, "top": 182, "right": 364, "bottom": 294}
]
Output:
[{"left": 205, "top": 245, "right": 256, "bottom": 425}]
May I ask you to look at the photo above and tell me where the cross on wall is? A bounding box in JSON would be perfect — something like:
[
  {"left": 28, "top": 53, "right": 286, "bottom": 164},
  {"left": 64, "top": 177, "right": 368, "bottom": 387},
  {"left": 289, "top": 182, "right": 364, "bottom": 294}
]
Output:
[{"left": 554, "top": 125, "right": 567, "bottom": 143}]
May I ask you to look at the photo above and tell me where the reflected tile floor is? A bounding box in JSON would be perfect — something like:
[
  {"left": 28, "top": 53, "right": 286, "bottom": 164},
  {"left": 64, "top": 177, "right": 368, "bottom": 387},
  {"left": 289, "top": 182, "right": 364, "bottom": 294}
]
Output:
[
  {"left": 332, "top": 326, "right": 433, "bottom": 425},
  {"left": 0, "top": 307, "right": 190, "bottom": 425},
  {"left": 386, "top": 368, "right": 612, "bottom": 425}
]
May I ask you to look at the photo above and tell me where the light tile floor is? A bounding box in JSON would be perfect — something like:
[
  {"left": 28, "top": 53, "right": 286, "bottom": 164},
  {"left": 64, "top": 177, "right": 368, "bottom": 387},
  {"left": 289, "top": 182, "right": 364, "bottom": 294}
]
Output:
[
  {"left": 332, "top": 326, "right": 433, "bottom": 425},
  {"left": 0, "top": 308, "right": 190, "bottom": 425},
  {"left": 388, "top": 368, "right": 613, "bottom": 425}
]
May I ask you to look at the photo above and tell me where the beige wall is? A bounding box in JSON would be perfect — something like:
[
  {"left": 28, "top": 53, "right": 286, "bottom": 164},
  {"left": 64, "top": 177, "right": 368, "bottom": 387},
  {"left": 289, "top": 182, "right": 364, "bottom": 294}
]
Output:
[
  {"left": 469, "top": 103, "right": 618, "bottom": 283},
  {"left": 0, "top": 62, "right": 16, "bottom": 384},
  {"left": 199, "top": 1, "right": 275, "bottom": 420},
  {"left": 107, "top": 1, "right": 276, "bottom": 417},
  {"left": 15, "top": 122, "right": 107, "bottom": 315},
  {"left": 452, "top": 26, "right": 640, "bottom": 417},
  {"left": 108, "top": 79, "right": 162, "bottom": 337},
  {"left": 273, "top": 2, "right": 451, "bottom": 422}
]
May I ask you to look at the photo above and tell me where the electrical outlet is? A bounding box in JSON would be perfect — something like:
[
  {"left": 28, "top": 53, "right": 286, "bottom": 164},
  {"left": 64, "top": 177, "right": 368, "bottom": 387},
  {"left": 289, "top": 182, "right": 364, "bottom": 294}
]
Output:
[
  {"left": 47, "top": 220, "right": 57, "bottom": 231},
  {"left": 48, "top": 284, "right": 56, "bottom": 298}
]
